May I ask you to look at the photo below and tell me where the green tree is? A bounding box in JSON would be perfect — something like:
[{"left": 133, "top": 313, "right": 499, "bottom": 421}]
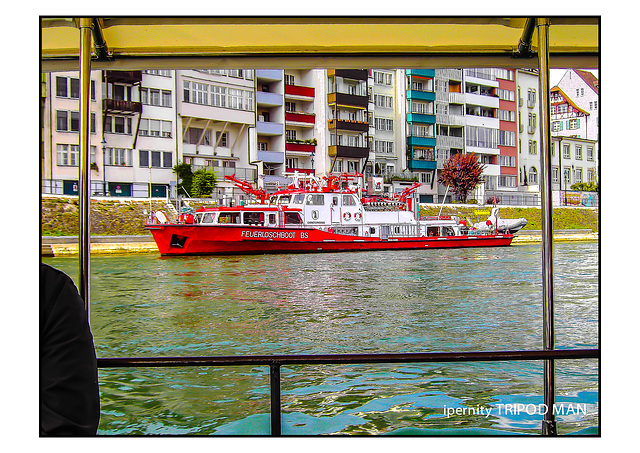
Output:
[
  {"left": 191, "top": 168, "right": 218, "bottom": 198},
  {"left": 173, "top": 162, "right": 194, "bottom": 197},
  {"left": 438, "top": 153, "right": 485, "bottom": 203},
  {"left": 570, "top": 181, "right": 599, "bottom": 192}
]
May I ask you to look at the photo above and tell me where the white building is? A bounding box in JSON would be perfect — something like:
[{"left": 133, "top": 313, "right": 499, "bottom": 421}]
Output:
[
  {"left": 554, "top": 69, "right": 599, "bottom": 146},
  {"left": 178, "top": 69, "right": 256, "bottom": 200}
]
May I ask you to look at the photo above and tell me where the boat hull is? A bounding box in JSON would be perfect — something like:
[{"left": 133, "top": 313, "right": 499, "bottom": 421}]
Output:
[{"left": 147, "top": 224, "right": 514, "bottom": 256}]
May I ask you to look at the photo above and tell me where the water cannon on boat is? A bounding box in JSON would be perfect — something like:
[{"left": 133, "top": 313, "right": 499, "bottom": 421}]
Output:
[{"left": 224, "top": 174, "right": 270, "bottom": 204}]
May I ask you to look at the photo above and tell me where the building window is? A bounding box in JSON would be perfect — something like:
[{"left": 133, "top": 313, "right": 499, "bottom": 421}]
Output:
[
  {"left": 216, "top": 131, "right": 228, "bottom": 147},
  {"left": 374, "top": 94, "right": 393, "bottom": 108},
  {"left": 587, "top": 147, "right": 594, "bottom": 161},
  {"left": 56, "top": 144, "right": 78, "bottom": 166},
  {"left": 529, "top": 167, "right": 538, "bottom": 184},
  {"left": 375, "top": 117, "right": 394, "bottom": 131},
  {"left": 499, "top": 155, "right": 516, "bottom": 167},
  {"left": 105, "top": 147, "right": 132, "bottom": 166},
  {"left": 575, "top": 168, "right": 583, "bottom": 183},
  {"left": 563, "top": 144, "right": 571, "bottom": 159},
  {"left": 568, "top": 118, "right": 580, "bottom": 130},
  {"left": 139, "top": 119, "right": 172, "bottom": 138},
  {"left": 575, "top": 146, "right": 583, "bottom": 160},
  {"left": 498, "top": 130, "right": 516, "bottom": 147},
  {"left": 56, "top": 76, "right": 95, "bottom": 100},
  {"left": 552, "top": 167, "right": 559, "bottom": 183},
  {"left": 105, "top": 115, "right": 133, "bottom": 135},
  {"left": 55, "top": 110, "right": 96, "bottom": 133},
  {"left": 528, "top": 140, "right": 537, "bottom": 155},
  {"left": 498, "top": 175, "right": 517, "bottom": 187},
  {"left": 183, "top": 127, "right": 211, "bottom": 145},
  {"left": 552, "top": 121, "right": 562, "bottom": 132},
  {"left": 374, "top": 71, "right": 393, "bottom": 85},
  {"left": 285, "top": 74, "right": 295, "bottom": 85},
  {"left": 56, "top": 110, "right": 68, "bottom": 131},
  {"left": 228, "top": 89, "right": 242, "bottom": 109},
  {"left": 527, "top": 88, "right": 536, "bottom": 108},
  {"left": 286, "top": 129, "right": 297, "bottom": 141},
  {"left": 563, "top": 167, "right": 571, "bottom": 185},
  {"left": 528, "top": 113, "right": 537, "bottom": 133}
]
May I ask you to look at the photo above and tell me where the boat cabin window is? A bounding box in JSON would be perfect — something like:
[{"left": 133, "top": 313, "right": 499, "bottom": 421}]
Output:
[
  {"left": 342, "top": 194, "right": 357, "bottom": 206},
  {"left": 218, "top": 212, "right": 241, "bottom": 224},
  {"left": 284, "top": 212, "right": 303, "bottom": 225},
  {"left": 443, "top": 226, "right": 455, "bottom": 236},
  {"left": 332, "top": 196, "right": 339, "bottom": 206},
  {"left": 201, "top": 213, "right": 215, "bottom": 224},
  {"left": 278, "top": 195, "right": 291, "bottom": 204},
  {"left": 306, "top": 194, "right": 325, "bottom": 205},
  {"left": 292, "top": 194, "right": 305, "bottom": 204},
  {"left": 243, "top": 211, "right": 264, "bottom": 226},
  {"left": 427, "top": 226, "right": 439, "bottom": 237},
  {"left": 268, "top": 213, "right": 276, "bottom": 225}
]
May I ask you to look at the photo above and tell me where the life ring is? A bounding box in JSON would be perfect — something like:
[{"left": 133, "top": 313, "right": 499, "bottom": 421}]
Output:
[
  {"left": 343, "top": 212, "right": 352, "bottom": 221},
  {"left": 354, "top": 211, "right": 362, "bottom": 221}
]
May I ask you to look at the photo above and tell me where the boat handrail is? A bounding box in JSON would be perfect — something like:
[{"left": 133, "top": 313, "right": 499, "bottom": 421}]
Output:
[{"left": 97, "top": 348, "right": 599, "bottom": 436}]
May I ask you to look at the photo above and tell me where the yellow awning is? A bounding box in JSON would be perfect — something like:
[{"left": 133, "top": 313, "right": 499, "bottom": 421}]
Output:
[{"left": 40, "top": 17, "right": 599, "bottom": 71}]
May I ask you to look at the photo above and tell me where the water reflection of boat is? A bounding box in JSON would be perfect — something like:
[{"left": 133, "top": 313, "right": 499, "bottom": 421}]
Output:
[{"left": 146, "top": 174, "right": 518, "bottom": 256}]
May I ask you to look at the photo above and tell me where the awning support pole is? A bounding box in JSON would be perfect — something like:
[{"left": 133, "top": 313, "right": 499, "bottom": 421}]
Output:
[
  {"left": 537, "top": 17, "right": 557, "bottom": 436},
  {"left": 79, "top": 18, "right": 92, "bottom": 314}
]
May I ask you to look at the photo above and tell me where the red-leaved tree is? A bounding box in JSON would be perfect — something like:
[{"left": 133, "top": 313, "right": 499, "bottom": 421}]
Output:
[{"left": 438, "top": 153, "right": 485, "bottom": 202}]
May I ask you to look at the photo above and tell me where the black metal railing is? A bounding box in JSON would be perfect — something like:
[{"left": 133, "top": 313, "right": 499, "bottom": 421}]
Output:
[{"left": 97, "top": 347, "right": 599, "bottom": 436}]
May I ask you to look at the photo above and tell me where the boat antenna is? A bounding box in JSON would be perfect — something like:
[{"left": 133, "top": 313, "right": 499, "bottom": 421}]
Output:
[{"left": 438, "top": 185, "right": 450, "bottom": 216}]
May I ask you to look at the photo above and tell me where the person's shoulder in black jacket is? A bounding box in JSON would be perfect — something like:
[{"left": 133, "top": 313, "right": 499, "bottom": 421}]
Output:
[{"left": 40, "top": 263, "right": 100, "bottom": 436}]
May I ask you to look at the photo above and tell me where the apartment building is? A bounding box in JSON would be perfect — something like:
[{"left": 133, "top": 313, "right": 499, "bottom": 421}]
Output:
[
  {"left": 405, "top": 69, "right": 437, "bottom": 202},
  {"left": 179, "top": 69, "right": 256, "bottom": 200},
  {"left": 42, "top": 70, "right": 104, "bottom": 196},
  {"left": 283, "top": 70, "right": 319, "bottom": 182},
  {"left": 434, "top": 69, "right": 465, "bottom": 203},
  {"left": 254, "top": 70, "right": 285, "bottom": 189},
  {"left": 325, "top": 70, "right": 370, "bottom": 175}
]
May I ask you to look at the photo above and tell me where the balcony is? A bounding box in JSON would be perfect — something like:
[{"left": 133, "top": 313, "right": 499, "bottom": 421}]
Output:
[
  {"left": 407, "top": 90, "right": 436, "bottom": 102},
  {"left": 407, "top": 136, "right": 437, "bottom": 148},
  {"left": 256, "top": 91, "right": 283, "bottom": 107},
  {"left": 255, "top": 69, "right": 283, "bottom": 82},
  {"left": 102, "top": 98, "right": 143, "bottom": 115},
  {"left": 286, "top": 142, "right": 316, "bottom": 153},
  {"left": 285, "top": 112, "right": 315, "bottom": 127},
  {"left": 327, "top": 92, "right": 368, "bottom": 108},
  {"left": 406, "top": 69, "right": 435, "bottom": 78},
  {"left": 105, "top": 70, "right": 142, "bottom": 85},
  {"left": 406, "top": 113, "right": 436, "bottom": 124},
  {"left": 257, "top": 150, "right": 285, "bottom": 164},
  {"left": 285, "top": 84, "right": 315, "bottom": 100},
  {"left": 327, "top": 69, "right": 368, "bottom": 80},
  {"left": 328, "top": 118, "right": 369, "bottom": 132},
  {"left": 328, "top": 145, "right": 369, "bottom": 159},
  {"left": 407, "top": 159, "right": 437, "bottom": 171},
  {"left": 256, "top": 121, "right": 284, "bottom": 136},
  {"left": 448, "top": 92, "right": 466, "bottom": 104}
]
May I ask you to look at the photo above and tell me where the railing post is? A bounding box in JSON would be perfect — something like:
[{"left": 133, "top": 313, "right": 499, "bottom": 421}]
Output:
[
  {"left": 270, "top": 363, "right": 282, "bottom": 436},
  {"left": 537, "top": 17, "right": 558, "bottom": 436},
  {"left": 78, "top": 17, "right": 92, "bottom": 315}
]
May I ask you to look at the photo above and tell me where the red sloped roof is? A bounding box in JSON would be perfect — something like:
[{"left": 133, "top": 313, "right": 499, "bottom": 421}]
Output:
[{"left": 574, "top": 69, "right": 599, "bottom": 95}]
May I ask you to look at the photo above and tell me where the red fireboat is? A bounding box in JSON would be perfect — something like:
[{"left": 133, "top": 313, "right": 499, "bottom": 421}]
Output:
[{"left": 145, "top": 173, "right": 515, "bottom": 256}]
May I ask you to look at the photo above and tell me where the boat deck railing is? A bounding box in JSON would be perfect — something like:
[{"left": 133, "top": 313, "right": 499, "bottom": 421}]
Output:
[{"left": 97, "top": 348, "right": 599, "bottom": 435}]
